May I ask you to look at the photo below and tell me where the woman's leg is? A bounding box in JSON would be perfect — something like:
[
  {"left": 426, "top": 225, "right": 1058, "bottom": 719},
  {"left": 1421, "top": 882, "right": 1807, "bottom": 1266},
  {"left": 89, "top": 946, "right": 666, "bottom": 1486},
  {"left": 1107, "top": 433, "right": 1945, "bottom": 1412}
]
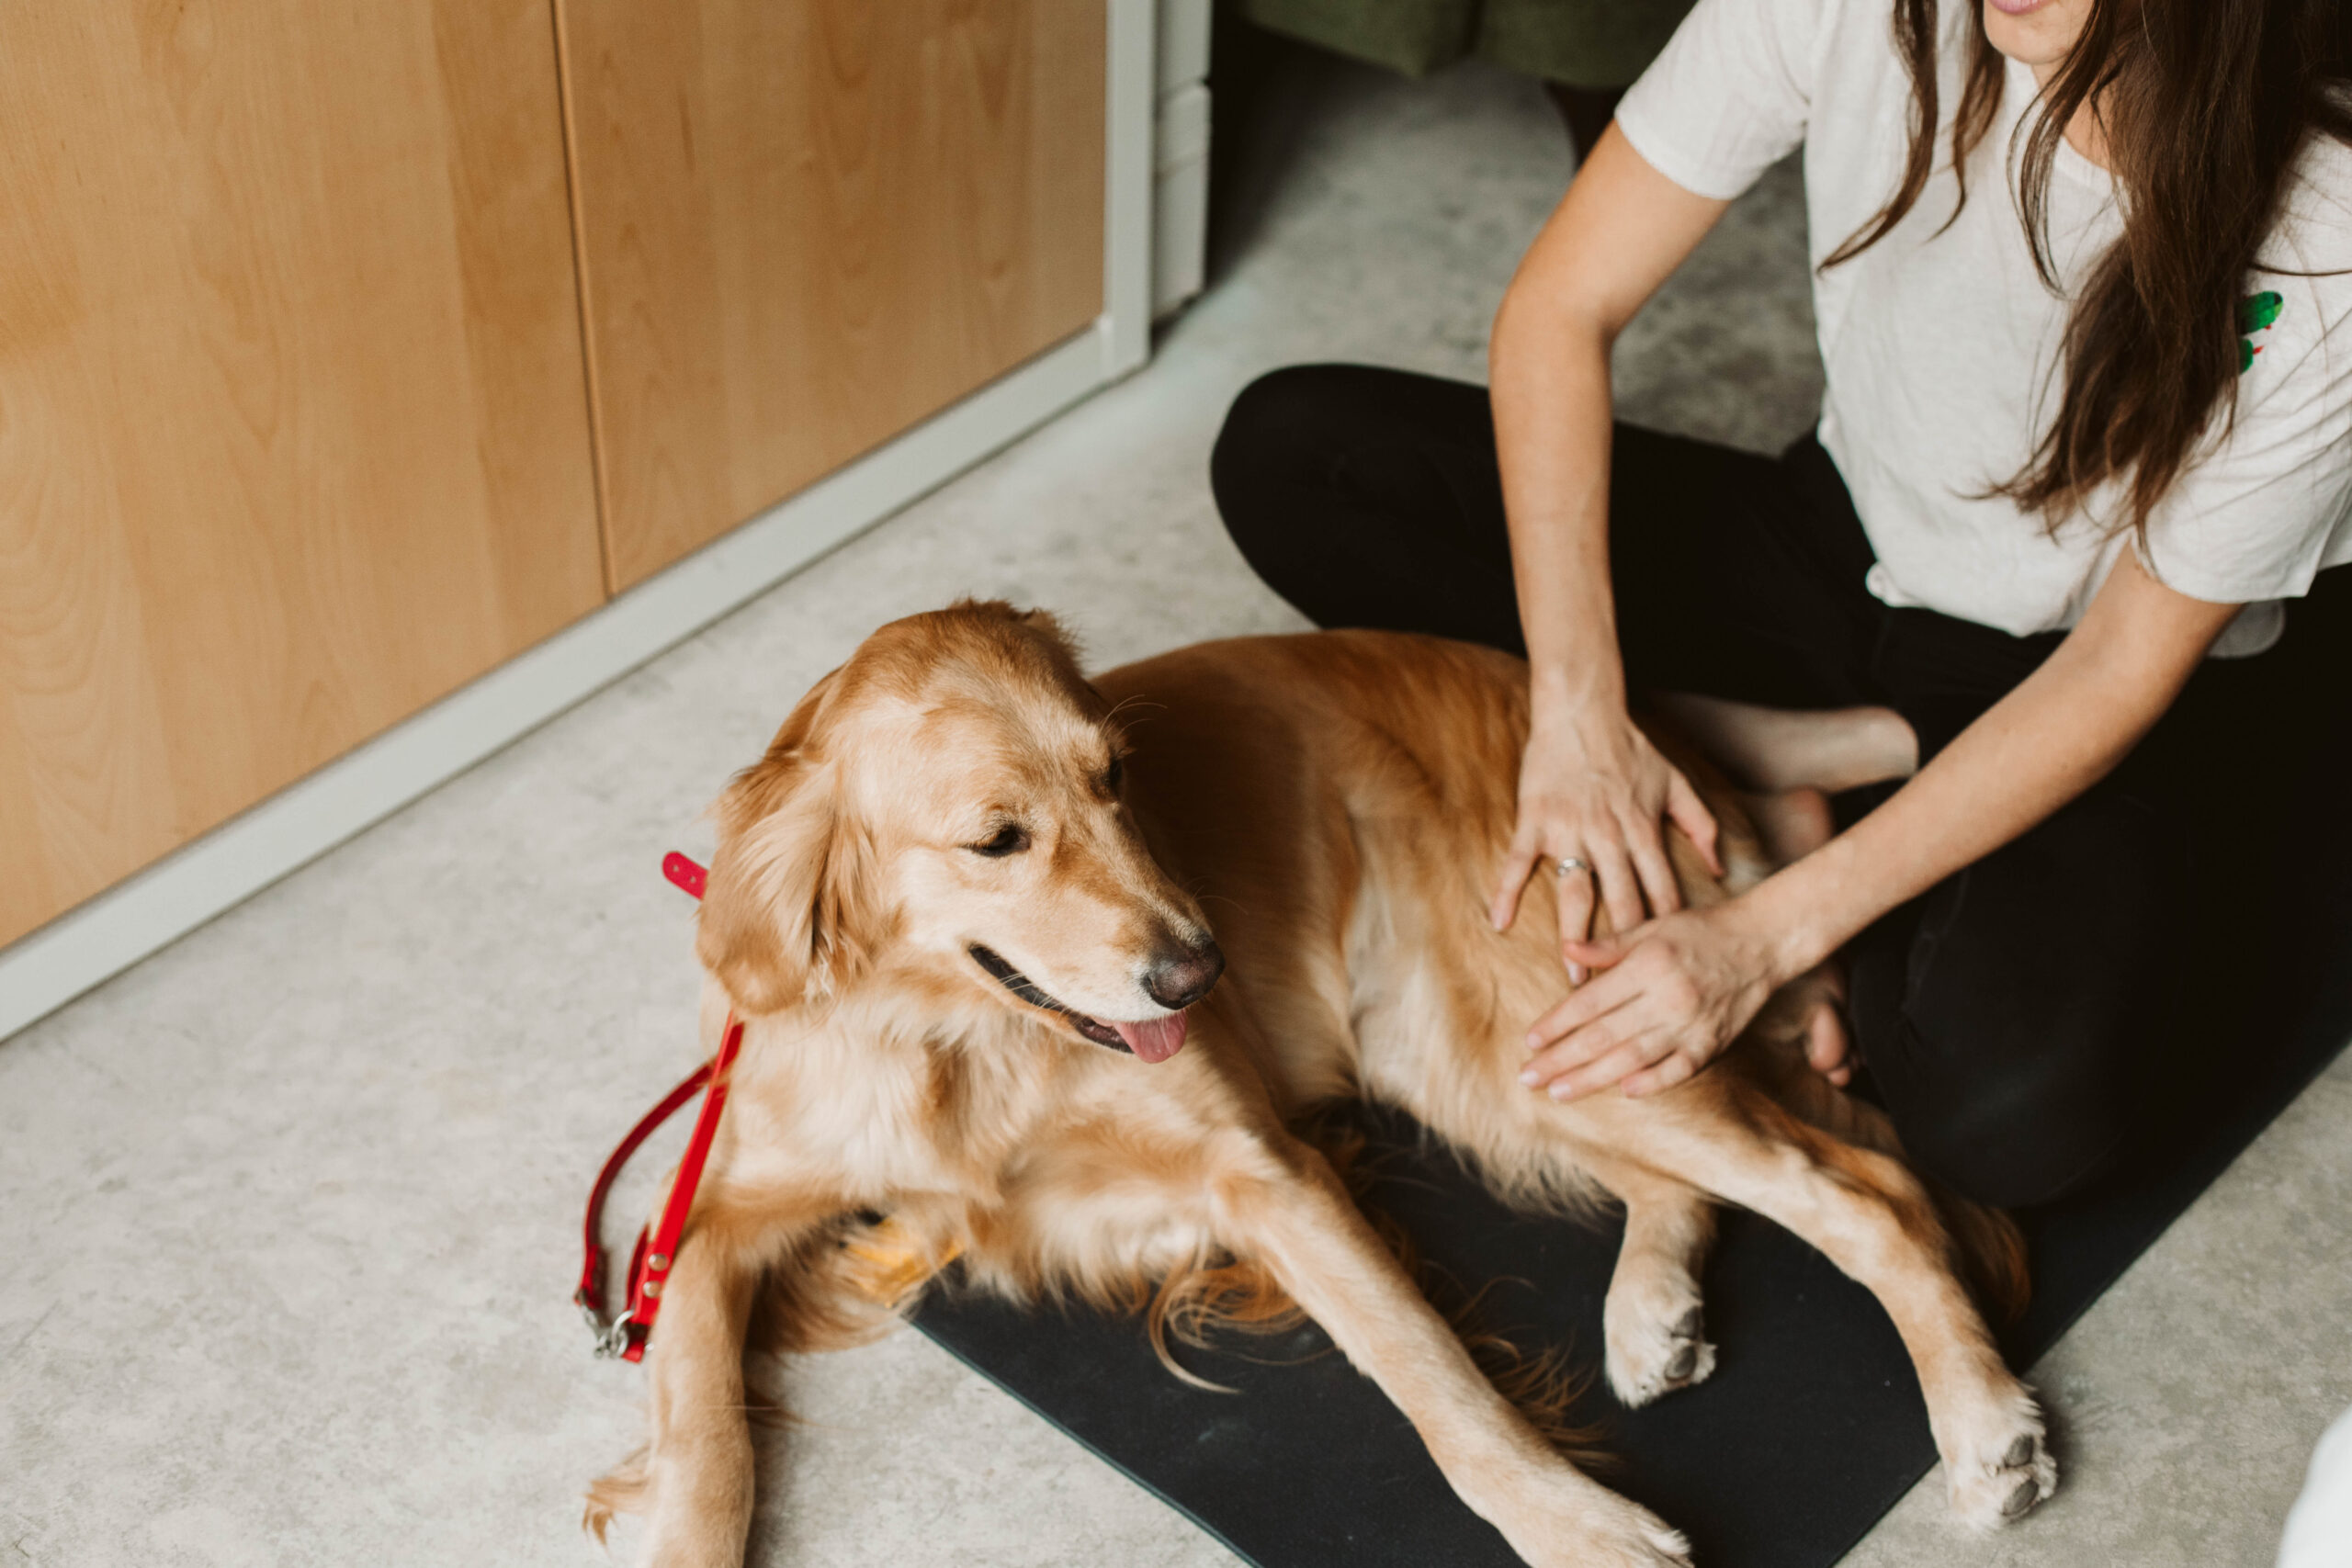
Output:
[
  {"left": 1842, "top": 784, "right": 2187, "bottom": 1209},
  {"left": 1211, "top": 366, "right": 1893, "bottom": 716},
  {"left": 1216, "top": 367, "right": 2341, "bottom": 1210},
  {"left": 1650, "top": 694, "right": 1917, "bottom": 795},
  {"left": 1211, "top": 364, "right": 1528, "bottom": 651},
  {"left": 1839, "top": 564, "right": 2349, "bottom": 1208}
]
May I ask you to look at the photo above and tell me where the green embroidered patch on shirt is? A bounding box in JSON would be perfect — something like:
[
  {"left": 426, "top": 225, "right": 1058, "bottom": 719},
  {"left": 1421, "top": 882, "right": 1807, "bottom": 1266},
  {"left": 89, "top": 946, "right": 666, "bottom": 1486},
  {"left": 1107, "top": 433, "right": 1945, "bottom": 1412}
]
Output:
[{"left": 2240, "top": 289, "right": 2284, "bottom": 373}]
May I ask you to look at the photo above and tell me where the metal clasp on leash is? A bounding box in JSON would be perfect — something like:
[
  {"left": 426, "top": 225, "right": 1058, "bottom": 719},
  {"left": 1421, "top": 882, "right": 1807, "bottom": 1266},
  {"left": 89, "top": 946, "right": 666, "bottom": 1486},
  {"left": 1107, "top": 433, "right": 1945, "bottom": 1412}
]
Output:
[{"left": 581, "top": 1293, "right": 642, "bottom": 1360}]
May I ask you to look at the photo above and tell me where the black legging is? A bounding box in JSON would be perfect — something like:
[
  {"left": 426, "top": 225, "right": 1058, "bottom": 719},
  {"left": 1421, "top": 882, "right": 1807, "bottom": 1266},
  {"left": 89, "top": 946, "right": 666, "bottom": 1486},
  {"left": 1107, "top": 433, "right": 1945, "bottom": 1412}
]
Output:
[{"left": 1210, "top": 364, "right": 2346, "bottom": 1210}]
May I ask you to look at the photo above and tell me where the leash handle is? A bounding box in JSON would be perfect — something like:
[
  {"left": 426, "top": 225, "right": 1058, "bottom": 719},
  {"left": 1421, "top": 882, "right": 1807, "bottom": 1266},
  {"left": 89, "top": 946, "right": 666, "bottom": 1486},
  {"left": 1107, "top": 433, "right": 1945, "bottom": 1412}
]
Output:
[
  {"left": 578, "top": 852, "right": 734, "bottom": 1362},
  {"left": 574, "top": 1059, "right": 713, "bottom": 1348},
  {"left": 612, "top": 1014, "right": 744, "bottom": 1360}
]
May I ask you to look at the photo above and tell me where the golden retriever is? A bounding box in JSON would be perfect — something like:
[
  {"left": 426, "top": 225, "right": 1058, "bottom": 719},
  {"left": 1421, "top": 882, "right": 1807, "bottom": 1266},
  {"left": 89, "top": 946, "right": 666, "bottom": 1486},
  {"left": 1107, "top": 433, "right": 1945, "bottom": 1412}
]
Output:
[{"left": 588, "top": 602, "right": 2055, "bottom": 1566}]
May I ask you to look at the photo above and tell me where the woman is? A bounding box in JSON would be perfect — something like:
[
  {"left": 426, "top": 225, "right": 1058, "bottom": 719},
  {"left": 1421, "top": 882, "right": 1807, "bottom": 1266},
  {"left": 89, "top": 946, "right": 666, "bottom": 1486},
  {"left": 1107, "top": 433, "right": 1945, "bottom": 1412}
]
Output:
[{"left": 1211, "top": 0, "right": 2352, "bottom": 1208}]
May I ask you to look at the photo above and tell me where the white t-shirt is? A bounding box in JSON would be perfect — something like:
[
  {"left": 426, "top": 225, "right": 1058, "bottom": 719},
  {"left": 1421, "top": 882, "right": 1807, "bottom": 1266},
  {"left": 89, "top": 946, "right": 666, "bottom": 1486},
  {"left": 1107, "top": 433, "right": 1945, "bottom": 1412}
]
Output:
[{"left": 1617, "top": 0, "right": 2352, "bottom": 656}]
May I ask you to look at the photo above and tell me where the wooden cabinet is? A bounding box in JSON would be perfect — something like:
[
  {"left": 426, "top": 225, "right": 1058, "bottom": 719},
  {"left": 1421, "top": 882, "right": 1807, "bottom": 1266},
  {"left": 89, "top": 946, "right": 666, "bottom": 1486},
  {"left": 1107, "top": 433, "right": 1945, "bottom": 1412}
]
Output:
[
  {"left": 0, "top": 1, "right": 605, "bottom": 947},
  {"left": 555, "top": 0, "right": 1107, "bottom": 588},
  {"left": 0, "top": 0, "right": 1132, "bottom": 1005}
]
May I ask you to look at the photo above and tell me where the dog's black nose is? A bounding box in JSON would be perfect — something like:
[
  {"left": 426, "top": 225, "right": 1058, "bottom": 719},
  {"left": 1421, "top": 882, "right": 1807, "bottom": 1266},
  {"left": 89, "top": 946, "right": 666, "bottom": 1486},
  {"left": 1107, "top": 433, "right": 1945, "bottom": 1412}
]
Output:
[{"left": 1144, "top": 939, "right": 1225, "bottom": 1010}]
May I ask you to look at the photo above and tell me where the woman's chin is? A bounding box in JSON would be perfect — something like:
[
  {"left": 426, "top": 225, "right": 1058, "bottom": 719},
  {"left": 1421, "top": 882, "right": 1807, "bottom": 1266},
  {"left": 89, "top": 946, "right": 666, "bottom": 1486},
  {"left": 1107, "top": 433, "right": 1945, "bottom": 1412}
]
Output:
[{"left": 1982, "top": 0, "right": 2085, "bottom": 71}]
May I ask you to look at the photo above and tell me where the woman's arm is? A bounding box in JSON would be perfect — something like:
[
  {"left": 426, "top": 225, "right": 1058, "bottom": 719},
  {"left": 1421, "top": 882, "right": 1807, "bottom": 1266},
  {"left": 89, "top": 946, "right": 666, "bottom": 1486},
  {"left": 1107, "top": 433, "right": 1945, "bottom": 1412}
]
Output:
[
  {"left": 1487, "top": 126, "right": 1736, "bottom": 961},
  {"left": 1519, "top": 548, "right": 2245, "bottom": 1100}
]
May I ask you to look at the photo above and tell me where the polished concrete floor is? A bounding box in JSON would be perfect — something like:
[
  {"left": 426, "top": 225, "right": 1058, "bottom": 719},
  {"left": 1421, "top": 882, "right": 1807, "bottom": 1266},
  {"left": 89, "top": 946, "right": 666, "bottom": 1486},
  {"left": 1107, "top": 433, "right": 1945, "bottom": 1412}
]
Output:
[{"left": 3, "top": 44, "right": 2345, "bottom": 1568}]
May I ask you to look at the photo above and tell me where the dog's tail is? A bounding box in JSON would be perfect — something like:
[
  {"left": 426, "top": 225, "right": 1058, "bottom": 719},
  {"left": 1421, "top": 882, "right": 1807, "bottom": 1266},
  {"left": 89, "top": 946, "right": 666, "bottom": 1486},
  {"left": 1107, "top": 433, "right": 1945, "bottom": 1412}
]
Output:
[
  {"left": 1804, "top": 1088, "right": 2030, "bottom": 1321},
  {"left": 1932, "top": 1179, "right": 2032, "bottom": 1325}
]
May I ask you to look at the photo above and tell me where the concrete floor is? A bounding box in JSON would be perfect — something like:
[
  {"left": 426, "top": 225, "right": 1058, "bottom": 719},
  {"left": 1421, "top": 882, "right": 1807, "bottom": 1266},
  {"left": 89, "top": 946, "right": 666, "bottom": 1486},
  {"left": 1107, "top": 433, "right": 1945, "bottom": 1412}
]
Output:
[{"left": 3, "top": 45, "right": 2346, "bottom": 1568}]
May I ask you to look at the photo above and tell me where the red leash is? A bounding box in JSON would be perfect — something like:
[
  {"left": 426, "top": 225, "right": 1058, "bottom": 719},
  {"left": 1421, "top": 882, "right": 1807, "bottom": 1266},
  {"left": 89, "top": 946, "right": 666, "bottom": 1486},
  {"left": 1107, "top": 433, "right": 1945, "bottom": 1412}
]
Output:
[{"left": 576, "top": 852, "right": 738, "bottom": 1362}]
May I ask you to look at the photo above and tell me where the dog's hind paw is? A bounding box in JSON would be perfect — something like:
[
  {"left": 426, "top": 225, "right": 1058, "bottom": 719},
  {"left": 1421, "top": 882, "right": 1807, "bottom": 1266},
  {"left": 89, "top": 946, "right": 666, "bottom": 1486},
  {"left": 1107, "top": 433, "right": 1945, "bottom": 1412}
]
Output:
[
  {"left": 1604, "top": 1299, "right": 1715, "bottom": 1409},
  {"left": 1945, "top": 1407, "right": 2057, "bottom": 1530}
]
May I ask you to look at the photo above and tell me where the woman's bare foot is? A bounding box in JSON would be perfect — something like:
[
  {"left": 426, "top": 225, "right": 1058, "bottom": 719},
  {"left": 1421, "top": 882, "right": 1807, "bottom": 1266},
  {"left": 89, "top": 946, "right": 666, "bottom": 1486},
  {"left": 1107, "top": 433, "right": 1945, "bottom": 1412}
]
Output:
[
  {"left": 1653, "top": 694, "right": 1918, "bottom": 794},
  {"left": 1803, "top": 976, "right": 1853, "bottom": 1087},
  {"left": 1740, "top": 784, "right": 1853, "bottom": 1085},
  {"left": 1741, "top": 784, "right": 1835, "bottom": 868},
  {"left": 1655, "top": 693, "right": 1882, "bottom": 1090}
]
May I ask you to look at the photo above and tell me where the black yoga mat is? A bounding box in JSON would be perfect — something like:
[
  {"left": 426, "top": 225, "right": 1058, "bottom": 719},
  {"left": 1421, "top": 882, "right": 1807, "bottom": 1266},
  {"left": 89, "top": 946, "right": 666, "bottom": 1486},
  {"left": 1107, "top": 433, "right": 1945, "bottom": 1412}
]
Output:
[{"left": 913, "top": 807, "right": 2352, "bottom": 1568}]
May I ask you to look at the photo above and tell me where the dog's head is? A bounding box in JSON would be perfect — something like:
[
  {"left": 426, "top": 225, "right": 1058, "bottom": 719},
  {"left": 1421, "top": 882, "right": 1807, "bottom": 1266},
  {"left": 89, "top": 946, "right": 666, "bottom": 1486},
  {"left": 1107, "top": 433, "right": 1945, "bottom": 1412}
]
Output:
[{"left": 697, "top": 602, "right": 1222, "bottom": 1062}]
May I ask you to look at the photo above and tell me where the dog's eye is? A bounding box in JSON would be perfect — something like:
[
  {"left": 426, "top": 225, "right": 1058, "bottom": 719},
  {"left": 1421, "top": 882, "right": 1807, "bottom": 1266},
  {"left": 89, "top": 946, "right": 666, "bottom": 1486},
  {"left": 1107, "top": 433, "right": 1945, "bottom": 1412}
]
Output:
[
  {"left": 1102, "top": 754, "right": 1124, "bottom": 795},
  {"left": 969, "top": 824, "right": 1029, "bottom": 858}
]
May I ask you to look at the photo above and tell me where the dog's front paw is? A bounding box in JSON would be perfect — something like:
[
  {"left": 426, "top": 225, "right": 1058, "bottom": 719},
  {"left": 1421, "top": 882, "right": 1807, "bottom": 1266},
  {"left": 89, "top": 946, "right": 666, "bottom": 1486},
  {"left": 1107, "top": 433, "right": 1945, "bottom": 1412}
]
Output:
[
  {"left": 1554, "top": 1497, "right": 1692, "bottom": 1568},
  {"left": 1604, "top": 1295, "right": 1715, "bottom": 1409},
  {"left": 1943, "top": 1395, "right": 2057, "bottom": 1529},
  {"left": 1500, "top": 1477, "right": 1691, "bottom": 1568}
]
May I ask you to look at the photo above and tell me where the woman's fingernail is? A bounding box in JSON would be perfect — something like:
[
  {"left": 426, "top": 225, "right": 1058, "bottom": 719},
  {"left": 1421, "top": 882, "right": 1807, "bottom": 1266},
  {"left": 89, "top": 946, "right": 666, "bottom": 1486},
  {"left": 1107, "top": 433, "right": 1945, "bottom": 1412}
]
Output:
[
  {"left": 1567, "top": 964, "right": 1588, "bottom": 985},
  {"left": 1548, "top": 1080, "right": 1576, "bottom": 1100},
  {"left": 1518, "top": 1068, "right": 1541, "bottom": 1087}
]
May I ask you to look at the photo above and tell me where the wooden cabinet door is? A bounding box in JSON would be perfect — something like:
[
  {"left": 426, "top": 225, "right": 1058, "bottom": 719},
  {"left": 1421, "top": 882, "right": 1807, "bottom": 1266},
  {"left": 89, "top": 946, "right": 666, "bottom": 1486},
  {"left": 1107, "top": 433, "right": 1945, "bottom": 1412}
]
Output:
[
  {"left": 0, "top": 2, "right": 605, "bottom": 947},
  {"left": 557, "top": 0, "right": 1106, "bottom": 589}
]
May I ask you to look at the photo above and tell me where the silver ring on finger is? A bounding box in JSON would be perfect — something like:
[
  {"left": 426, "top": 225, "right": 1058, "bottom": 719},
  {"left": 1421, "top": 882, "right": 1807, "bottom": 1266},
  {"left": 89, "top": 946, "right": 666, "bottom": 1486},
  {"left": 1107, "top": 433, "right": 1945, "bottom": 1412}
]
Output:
[{"left": 1555, "top": 856, "right": 1592, "bottom": 878}]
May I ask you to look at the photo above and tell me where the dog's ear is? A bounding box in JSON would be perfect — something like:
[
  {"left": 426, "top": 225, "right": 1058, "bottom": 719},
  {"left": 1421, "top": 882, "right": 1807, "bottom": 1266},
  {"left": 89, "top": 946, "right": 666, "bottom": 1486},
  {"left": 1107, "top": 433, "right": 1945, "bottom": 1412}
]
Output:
[
  {"left": 1010, "top": 606, "right": 1083, "bottom": 671},
  {"left": 696, "top": 674, "right": 879, "bottom": 1014}
]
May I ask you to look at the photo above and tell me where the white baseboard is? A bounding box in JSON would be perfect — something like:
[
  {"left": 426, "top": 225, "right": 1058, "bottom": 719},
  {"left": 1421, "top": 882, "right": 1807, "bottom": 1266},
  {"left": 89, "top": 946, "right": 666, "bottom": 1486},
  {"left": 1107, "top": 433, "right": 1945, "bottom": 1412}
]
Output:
[{"left": 0, "top": 324, "right": 1121, "bottom": 1043}]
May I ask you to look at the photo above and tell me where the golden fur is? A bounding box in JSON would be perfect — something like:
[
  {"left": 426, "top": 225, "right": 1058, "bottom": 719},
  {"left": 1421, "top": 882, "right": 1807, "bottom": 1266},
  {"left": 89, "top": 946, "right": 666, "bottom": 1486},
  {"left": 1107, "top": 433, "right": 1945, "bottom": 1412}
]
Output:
[{"left": 589, "top": 604, "right": 2055, "bottom": 1566}]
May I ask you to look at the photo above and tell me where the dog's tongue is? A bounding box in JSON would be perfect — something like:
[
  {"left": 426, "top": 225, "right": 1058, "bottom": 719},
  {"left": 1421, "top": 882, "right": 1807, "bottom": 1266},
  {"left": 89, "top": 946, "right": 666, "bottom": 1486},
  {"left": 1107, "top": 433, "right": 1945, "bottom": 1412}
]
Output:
[{"left": 1113, "top": 1010, "right": 1189, "bottom": 1064}]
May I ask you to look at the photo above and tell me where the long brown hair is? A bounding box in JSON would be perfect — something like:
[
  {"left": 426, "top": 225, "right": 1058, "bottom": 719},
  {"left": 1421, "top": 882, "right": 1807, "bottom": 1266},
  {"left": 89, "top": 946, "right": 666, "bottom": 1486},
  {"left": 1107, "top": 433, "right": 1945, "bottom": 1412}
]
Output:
[{"left": 1825, "top": 0, "right": 2352, "bottom": 543}]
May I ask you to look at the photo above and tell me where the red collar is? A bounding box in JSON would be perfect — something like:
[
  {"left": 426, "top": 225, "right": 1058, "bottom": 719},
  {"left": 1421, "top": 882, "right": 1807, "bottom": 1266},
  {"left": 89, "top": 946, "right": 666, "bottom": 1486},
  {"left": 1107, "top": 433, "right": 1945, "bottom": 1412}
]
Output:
[{"left": 575, "top": 852, "right": 739, "bottom": 1363}]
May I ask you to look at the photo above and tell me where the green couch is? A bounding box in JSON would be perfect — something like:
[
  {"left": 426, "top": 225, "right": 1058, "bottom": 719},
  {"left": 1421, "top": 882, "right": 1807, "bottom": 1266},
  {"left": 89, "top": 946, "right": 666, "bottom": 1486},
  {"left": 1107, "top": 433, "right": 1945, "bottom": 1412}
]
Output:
[{"left": 1235, "top": 0, "right": 1698, "bottom": 89}]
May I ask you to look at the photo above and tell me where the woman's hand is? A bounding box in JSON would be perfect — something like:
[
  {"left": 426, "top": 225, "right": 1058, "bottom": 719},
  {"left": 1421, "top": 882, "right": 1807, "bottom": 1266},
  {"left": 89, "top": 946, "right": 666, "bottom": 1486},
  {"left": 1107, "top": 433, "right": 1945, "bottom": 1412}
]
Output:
[
  {"left": 1488, "top": 703, "right": 1721, "bottom": 979},
  {"left": 1517, "top": 896, "right": 1798, "bottom": 1100}
]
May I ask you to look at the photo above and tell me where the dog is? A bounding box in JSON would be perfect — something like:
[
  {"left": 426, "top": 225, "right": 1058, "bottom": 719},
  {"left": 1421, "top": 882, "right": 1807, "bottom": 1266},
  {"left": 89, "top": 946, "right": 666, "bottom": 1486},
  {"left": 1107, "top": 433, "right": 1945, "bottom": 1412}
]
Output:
[{"left": 587, "top": 602, "right": 2055, "bottom": 1566}]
